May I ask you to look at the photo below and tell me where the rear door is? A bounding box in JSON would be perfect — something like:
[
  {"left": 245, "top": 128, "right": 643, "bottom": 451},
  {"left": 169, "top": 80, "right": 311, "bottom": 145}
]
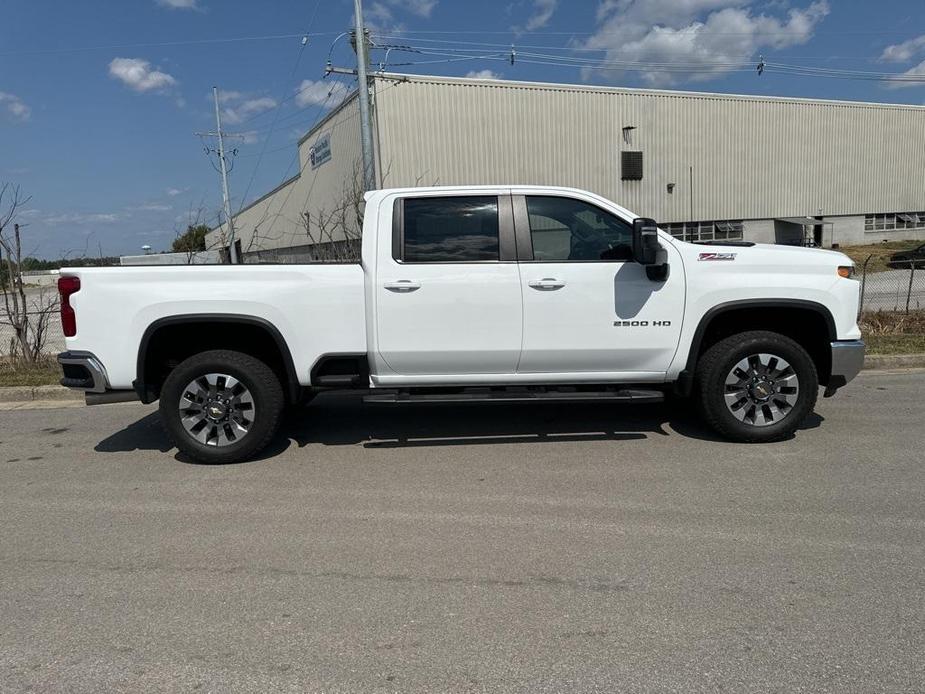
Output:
[
  {"left": 514, "top": 193, "right": 684, "bottom": 375},
  {"left": 374, "top": 192, "right": 523, "bottom": 377}
]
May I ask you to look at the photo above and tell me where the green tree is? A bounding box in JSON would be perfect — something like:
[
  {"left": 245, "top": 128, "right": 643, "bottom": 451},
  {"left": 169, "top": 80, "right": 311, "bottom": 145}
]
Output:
[{"left": 172, "top": 224, "right": 210, "bottom": 254}]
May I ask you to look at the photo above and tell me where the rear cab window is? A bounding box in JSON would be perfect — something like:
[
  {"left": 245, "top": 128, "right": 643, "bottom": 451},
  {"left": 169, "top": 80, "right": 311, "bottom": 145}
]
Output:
[{"left": 398, "top": 196, "right": 500, "bottom": 262}]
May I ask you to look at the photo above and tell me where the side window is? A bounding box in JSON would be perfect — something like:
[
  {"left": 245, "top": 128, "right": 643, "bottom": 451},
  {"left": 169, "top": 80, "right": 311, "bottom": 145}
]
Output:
[
  {"left": 402, "top": 196, "right": 500, "bottom": 262},
  {"left": 526, "top": 196, "right": 633, "bottom": 262}
]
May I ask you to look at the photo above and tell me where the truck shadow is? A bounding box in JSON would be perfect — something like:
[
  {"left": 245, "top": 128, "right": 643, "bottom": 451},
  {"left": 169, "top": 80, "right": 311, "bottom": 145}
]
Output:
[{"left": 94, "top": 392, "right": 824, "bottom": 464}]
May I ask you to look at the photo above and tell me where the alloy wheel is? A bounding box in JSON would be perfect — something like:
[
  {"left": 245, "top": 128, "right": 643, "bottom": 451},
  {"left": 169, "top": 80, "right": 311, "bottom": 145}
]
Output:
[
  {"left": 723, "top": 353, "right": 800, "bottom": 427},
  {"left": 178, "top": 373, "right": 256, "bottom": 446}
]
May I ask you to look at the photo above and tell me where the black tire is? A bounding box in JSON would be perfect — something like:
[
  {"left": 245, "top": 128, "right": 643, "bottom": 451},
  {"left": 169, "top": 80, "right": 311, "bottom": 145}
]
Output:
[
  {"left": 159, "top": 350, "right": 284, "bottom": 464},
  {"left": 695, "top": 330, "right": 818, "bottom": 443}
]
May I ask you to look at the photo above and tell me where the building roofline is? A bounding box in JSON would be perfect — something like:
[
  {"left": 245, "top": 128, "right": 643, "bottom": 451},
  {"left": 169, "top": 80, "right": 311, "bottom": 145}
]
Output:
[
  {"left": 372, "top": 71, "right": 925, "bottom": 112},
  {"left": 297, "top": 90, "right": 359, "bottom": 146},
  {"left": 214, "top": 90, "right": 360, "bottom": 228}
]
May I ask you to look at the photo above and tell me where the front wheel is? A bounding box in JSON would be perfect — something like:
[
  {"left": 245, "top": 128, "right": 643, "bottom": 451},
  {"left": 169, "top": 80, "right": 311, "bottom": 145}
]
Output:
[
  {"left": 159, "top": 350, "right": 284, "bottom": 463},
  {"left": 695, "top": 331, "right": 818, "bottom": 443}
]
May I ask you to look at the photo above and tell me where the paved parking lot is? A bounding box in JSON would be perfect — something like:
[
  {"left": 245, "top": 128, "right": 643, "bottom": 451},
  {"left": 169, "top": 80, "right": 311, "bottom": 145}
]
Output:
[{"left": 1, "top": 370, "right": 923, "bottom": 693}]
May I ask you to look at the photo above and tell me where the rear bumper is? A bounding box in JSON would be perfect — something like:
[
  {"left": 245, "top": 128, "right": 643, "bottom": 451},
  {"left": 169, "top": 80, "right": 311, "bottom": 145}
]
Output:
[
  {"left": 826, "top": 339, "right": 865, "bottom": 395},
  {"left": 57, "top": 351, "right": 139, "bottom": 404},
  {"left": 57, "top": 351, "right": 109, "bottom": 393}
]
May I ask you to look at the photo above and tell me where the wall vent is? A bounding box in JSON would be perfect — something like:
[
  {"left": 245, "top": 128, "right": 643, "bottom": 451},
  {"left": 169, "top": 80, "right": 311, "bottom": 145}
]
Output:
[{"left": 621, "top": 151, "right": 643, "bottom": 180}]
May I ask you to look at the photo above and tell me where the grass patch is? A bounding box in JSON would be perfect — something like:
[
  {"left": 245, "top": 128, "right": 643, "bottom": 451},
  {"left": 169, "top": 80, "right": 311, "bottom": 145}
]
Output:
[
  {"left": 860, "top": 310, "right": 925, "bottom": 354},
  {"left": 839, "top": 239, "right": 924, "bottom": 273},
  {"left": 865, "top": 334, "right": 925, "bottom": 355},
  {"left": 0, "top": 357, "right": 61, "bottom": 387}
]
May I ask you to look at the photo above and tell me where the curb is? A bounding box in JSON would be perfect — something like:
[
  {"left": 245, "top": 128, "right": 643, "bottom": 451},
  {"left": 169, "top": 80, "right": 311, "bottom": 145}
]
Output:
[
  {"left": 0, "top": 384, "right": 83, "bottom": 403},
  {"left": 862, "top": 353, "right": 925, "bottom": 371},
  {"left": 1, "top": 355, "right": 924, "bottom": 405}
]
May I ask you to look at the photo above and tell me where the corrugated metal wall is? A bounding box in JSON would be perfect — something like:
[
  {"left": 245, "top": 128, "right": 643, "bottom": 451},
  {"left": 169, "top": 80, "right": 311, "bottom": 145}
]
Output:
[
  {"left": 208, "top": 93, "right": 364, "bottom": 254},
  {"left": 374, "top": 75, "right": 925, "bottom": 223}
]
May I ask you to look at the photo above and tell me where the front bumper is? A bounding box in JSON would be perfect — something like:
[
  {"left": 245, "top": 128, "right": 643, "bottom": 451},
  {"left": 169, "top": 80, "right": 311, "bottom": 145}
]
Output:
[
  {"left": 826, "top": 339, "right": 865, "bottom": 395},
  {"left": 58, "top": 351, "right": 109, "bottom": 393}
]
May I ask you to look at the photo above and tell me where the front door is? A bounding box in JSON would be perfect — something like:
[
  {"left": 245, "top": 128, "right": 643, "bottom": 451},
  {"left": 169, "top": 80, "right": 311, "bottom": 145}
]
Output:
[
  {"left": 515, "top": 194, "right": 684, "bottom": 376},
  {"left": 375, "top": 193, "right": 523, "bottom": 377}
]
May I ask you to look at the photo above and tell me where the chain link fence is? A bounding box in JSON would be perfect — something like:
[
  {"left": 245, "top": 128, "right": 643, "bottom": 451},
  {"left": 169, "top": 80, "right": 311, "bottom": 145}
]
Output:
[
  {"left": 859, "top": 257, "right": 924, "bottom": 314},
  {"left": 0, "top": 284, "right": 64, "bottom": 358}
]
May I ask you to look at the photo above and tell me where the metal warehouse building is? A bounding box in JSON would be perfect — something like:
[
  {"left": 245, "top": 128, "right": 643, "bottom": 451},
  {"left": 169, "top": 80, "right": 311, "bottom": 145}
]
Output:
[{"left": 210, "top": 73, "right": 925, "bottom": 258}]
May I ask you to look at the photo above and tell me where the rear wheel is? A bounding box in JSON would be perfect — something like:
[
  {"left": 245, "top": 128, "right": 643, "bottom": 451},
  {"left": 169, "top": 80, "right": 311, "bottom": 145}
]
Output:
[
  {"left": 159, "top": 350, "right": 284, "bottom": 463},
  {"left": 695, "top": 331, "right": 818, "bottom": 443}
]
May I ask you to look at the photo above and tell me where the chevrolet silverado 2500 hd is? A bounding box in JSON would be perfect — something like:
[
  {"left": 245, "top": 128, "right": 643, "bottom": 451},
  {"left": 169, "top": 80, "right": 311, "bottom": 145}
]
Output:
[{"left": 57, "top": 186, "right": 864, "bottom": 463}]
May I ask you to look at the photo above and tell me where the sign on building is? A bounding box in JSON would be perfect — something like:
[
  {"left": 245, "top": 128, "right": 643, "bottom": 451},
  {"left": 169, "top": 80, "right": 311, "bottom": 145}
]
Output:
[{"left": 309, "top": 133, "right": 332, "bottom": 169}]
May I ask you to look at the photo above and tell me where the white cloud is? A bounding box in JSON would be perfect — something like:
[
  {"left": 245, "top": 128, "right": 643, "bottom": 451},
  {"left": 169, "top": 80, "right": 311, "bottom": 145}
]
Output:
[
  {"left": 881, "top": 34, "right": 925, "bottom": 63},
  {"left": 365, "top": 0, "right": 435, "bottom": 29},
  {"left": 295, "top": 79, "right": 350, "bottom": 108},
  {"left": 524, "top": 0, "right": 557, "bottom": 31},
  {"left": 219, "top": 94, "right": 277, "bottom": 124},
  {"left": 108, "top": 57, "right": 177, "bottom": 93},
  {"left": 166, "top": 187, "right": 186, "bottom": 197},
  {"left": 466, "top": 69, "right": 502, "bottom": 79},
  {"left": 0, "top": 91, "right": 31, "bottom": 122},
  {"left": 377, "top": 0, "right": 436, "bottom": 18},
  {"left": 43, "top": 212, "right": 124, "bottom": 225},
  {"left": 132, "top": 203, "right": 173, "bottom": 212},
  {"left": 884, "top": 60, "right": 925, "bottom": 89},
  {"left": 156, "top": 0, "right": 201, "bottom": 10},
  {"left": 581, "top": 0, "right": 829, "bottom": 86}
]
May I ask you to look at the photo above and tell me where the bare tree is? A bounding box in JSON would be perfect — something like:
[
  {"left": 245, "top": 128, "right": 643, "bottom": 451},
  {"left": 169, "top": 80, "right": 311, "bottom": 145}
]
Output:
[
  {"left": 172, "top": 200, "right": 213, "bottom": 264},
  {"left": 0, "top": 183, "right": 58, "bottom": 364}
]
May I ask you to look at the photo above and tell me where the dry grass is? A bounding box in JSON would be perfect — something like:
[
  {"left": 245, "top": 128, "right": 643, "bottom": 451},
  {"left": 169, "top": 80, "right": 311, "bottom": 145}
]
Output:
[
  {"left": 839, "top": 239, "right": 924, "bottom": 274},
  {"left": 0, "top": 356, "right": 61, "bottom": 387},
  {"left": 860, "top": 310, "right": 925, "bottom": 354}
]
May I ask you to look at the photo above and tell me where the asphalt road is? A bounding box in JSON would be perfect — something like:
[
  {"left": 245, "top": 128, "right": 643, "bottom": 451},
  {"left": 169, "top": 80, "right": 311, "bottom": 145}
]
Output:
[{"left": 1, "top": 371, "right": 923, "bottom": 693}]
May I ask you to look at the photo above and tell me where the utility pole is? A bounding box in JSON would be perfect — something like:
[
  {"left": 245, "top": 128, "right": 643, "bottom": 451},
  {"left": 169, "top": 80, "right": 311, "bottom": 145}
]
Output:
[
  {"left": 353, "top": 0, "right": 377, "bottom": 191},
  {"left": 212, "top": 86, "right": 239, "bottom": 264},
  {"left": 196, "top": 86, "right": 240, "bottom": 264}
]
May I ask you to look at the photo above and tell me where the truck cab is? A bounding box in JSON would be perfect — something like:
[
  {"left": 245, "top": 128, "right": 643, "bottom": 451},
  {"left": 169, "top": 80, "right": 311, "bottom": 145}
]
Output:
[{"left": 57, "top": 186, "right": 865, "bottom": 463}]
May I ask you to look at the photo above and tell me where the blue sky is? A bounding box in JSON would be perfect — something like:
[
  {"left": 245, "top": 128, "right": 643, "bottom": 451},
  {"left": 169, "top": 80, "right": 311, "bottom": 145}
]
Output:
[{"left": 2, "top": 0, "right": 924, "bottom": 257}]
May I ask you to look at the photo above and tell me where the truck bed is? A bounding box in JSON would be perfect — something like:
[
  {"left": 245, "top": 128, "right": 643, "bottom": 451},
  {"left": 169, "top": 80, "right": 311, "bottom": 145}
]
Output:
[{"left": 61, "top": 264, "right": 367, "bottom": 390}]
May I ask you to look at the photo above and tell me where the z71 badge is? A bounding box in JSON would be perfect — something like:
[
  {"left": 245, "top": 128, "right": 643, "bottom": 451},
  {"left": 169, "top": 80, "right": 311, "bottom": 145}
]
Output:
[{"left": 698, "top": 252, "right": 737, "bottom": 261}]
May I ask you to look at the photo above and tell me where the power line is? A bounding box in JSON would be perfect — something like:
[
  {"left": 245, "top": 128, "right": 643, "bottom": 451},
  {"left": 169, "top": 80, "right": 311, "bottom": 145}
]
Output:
[
  {"left": 0, "top": 31, "right": 343, "bottom": 57},
  {"left": 371, "top": 34, "right": 895, "bottom": 61},
  {"left": 365, "top": 28, "right": 921, "bottom": 36},
  {"left": 366, "top": 43, "right": 925, "bottom": 83}
]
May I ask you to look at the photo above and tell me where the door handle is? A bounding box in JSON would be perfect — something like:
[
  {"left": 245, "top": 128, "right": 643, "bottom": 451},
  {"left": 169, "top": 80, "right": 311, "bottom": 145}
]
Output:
[
  {"left": 528, "top": 278, "right": 566, "bottom": 290},
  {"left": 384, "top": 280, "right": 421, "bottom": 292}
]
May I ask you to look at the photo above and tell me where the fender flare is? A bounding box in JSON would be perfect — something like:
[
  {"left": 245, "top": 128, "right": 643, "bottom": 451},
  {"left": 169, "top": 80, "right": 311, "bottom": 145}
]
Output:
[
  {"left": 675, "top": 299, "right": 837, "bottom": 395},
  {"left": 134, "top": 314, "right": 300, "bottom": 404}
]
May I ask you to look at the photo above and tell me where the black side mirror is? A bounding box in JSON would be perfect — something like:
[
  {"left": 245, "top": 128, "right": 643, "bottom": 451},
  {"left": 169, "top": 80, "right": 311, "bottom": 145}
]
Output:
[{"left": 632, "top": 217, "right": 659, "bottom": 265}]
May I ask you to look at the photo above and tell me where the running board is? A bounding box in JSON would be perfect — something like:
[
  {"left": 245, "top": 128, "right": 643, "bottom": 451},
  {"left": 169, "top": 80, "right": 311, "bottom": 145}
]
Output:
[{"left": 364, "top": 387, "right": 665, "bottom": 405}]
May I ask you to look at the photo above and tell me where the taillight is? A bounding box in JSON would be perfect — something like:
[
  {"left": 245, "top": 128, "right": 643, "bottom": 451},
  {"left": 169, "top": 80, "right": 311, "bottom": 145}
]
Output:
[{"left": 58, "top": 276, "right": 80, "bottom": 337}]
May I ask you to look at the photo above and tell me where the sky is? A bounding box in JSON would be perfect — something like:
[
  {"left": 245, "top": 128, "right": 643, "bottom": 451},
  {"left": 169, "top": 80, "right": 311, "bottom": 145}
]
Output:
[{"left": 1, "top": 0, "right": 925, "bottom": 258}]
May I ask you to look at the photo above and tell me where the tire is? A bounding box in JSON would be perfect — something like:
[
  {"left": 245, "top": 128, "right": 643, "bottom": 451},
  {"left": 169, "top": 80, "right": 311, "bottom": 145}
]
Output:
[
  {"left": 159, "top": 350, "right": 284, "bottom": 464},
  {"left": 695, "top": 331, "right": 818, "bottom": 443}
]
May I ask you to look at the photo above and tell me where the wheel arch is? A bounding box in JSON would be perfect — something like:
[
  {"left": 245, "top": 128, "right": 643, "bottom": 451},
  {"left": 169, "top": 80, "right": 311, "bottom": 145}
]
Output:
[
  {"left": 677, "top": 299, "right": 836, "bottom": 395},
  {"left": 135, "top": 314, "right": 300, "bottom": 404}
]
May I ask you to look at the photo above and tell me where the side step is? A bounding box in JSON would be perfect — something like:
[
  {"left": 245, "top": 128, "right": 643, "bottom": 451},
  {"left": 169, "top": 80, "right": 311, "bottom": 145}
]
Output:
[
  {"left": 314, "top": 374, "right": 365, "bottom": 387},
  {"left": 364, "top": 387, "right": 665, "bottom": 405}
]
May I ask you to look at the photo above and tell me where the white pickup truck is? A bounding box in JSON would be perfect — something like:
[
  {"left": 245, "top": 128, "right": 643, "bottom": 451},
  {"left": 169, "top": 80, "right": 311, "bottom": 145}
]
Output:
[{"left": 57, "top": 186, "right": 864, "bottom": 463}]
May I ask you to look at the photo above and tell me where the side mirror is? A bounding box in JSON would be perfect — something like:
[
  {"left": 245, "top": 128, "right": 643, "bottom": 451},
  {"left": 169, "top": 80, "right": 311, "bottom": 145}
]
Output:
[{"left": 632, "top": 217, "right": 659, "bottom": 265}]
